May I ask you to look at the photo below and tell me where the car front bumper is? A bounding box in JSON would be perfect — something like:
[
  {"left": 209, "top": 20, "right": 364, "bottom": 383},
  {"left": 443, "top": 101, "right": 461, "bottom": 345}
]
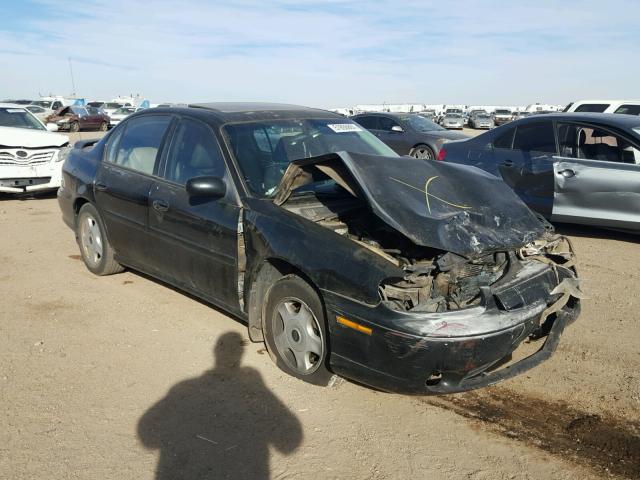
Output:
[
  {"left": 0, "top": 162, "right": 63, "bottom": 193},
  {"left": 322, "top": 278, "right": 579, "bottom": 394}
]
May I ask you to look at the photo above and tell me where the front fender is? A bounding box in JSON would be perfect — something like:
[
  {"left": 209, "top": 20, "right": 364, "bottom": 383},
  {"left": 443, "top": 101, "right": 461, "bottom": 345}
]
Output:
[{"left": 242, "top": 199, "right": 403, "bottom": 340}]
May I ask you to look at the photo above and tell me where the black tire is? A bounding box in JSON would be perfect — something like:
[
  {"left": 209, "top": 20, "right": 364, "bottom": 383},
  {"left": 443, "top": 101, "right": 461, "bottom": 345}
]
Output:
[
  {"left": 99, "top": 121, "right": 108, "bottom": 131},
  {"left": 410, "top": 144, "right": 435, "bottom": 160},
  {"left": 263, "top": 274, "right": 332, "bottom": 385},
  {"left": 76, "top": 203, "right": 123, "bottom": 276},
  {"left": 70, "top": 121, "right": 80, "bottom": 132}
]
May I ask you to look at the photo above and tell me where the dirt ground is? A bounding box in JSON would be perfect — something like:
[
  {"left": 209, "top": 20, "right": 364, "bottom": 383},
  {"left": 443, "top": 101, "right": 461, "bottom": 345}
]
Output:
[{"left": 1, "top": 129, "right": 639, "bottom": 479}]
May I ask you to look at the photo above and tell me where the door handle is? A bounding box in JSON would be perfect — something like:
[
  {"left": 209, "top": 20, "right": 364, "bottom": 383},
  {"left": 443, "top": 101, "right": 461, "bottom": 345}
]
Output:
[
  {"left": 95, "top": 182, "right": 107, "bottom": 191},
  {"left": 152, "top": 199, "right": 169, "bottom": 212},
  {"left": 558, "top": 169, "right": 575, "bottom": 178},
  {"left": 502, "top": 160, "right": 514, "bottom": 167}
]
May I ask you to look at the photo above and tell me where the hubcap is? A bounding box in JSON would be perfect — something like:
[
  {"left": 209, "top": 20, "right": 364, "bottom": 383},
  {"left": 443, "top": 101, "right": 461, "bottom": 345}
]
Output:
[
  {"left": 412, "top": 148, "right": 433, "bottom": 160},
  {"left": 272, "top": 298, "right": 324, "bottom": 375},
  {"left": 79, "top": 213, "right": 103, "bottom": 267}
]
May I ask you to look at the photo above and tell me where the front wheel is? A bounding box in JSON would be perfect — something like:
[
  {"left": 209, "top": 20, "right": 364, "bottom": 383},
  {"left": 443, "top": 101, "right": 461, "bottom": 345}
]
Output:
[
  {"left": 99, "top": 121, "right": 108, "bottom": 131},
  {"left": 76, "top": 203, "right": 123, "bottom": 276},
  {"left": 69, "top": 121, "right": 80, "bottom": 132},
  {"left": 263, "top": 275, "right": 332, "bottom": 385},
  {"left": 410, "top": 144, "right": 435, "bottom": 160}
]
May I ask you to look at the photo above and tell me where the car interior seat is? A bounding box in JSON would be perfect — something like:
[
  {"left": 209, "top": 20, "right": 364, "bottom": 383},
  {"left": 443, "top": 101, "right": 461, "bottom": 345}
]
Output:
[{"left": 125, "top": 147, "right": 157, "bottom": 175}]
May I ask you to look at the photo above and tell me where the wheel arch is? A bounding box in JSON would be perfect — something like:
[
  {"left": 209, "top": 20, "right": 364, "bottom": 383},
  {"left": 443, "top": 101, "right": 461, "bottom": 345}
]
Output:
[
  {"left": 409, "top": 142, "right": 436, "bottom": 156},
  {"left": 246, "top": 257, "right": 321, "bottom": 343}
]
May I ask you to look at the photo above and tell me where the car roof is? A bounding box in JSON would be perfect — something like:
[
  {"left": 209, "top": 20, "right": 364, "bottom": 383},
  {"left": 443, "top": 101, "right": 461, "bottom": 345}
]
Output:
[
  {"left": 516, "top": 112, "right": 640, "bottom": 128},
  {"left": 187, "top": 102, "right": 340, "bottom": 123},
  {"left": 0, "top": 103, "right": 27, "bottom": 109}
]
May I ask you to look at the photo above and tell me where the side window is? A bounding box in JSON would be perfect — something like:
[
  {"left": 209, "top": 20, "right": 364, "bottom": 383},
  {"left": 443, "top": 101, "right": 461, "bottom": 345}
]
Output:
[
  {"left": 105, "top": 127, "right": 125, "bottom": 164},
  {"left": 378, "top": 116, "right": 400, "bottom": 132},
  {"left": 354, "top": 116, "right": 378, "bottom": 129},
  {"left": 614, "top": 104, "right": 640, "bottom": 116},
  {"left": 107, "top": 115, "right": 172, "bottom": 175},
  {"left": 558, "top": 122, "right": 640, "bottom": 164},
  {"left": 53, "top": 102, "right": 62, "bottom": 110},
  {"left": 164, "top": 118, "right": 226, "bottom": 184},
  {"left": 574, "top": 103, "right": 609, "bottom": 113},
  {"left": 493, "top": 127, "right": 515, "bottom": 149},
  {"left": 513, "top": 122, "right": 556, "bottom": 153}
]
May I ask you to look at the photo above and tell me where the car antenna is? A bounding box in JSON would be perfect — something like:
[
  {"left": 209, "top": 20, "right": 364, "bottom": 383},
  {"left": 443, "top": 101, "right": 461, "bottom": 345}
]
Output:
[{"left": 68, "top": 57, "right": 77, "bottom": 97}]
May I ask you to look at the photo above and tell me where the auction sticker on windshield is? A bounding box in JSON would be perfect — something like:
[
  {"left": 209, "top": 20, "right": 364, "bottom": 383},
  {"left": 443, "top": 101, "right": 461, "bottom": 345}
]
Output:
[
  {"left": 327, "top": 123, "right": 363, "bottom": 133},
  {"left": 7, "top": 109, "right": 24, "bottom": 113}
]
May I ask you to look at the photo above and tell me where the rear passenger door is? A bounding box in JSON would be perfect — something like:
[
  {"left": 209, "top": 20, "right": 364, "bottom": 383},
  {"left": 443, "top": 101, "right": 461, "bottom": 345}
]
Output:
[
  {"left": 552, "top": 122, "right": 640, "bottom": 230},
  {"left": 492, "top": 121, "right": 557, "bottom": 216},
  {"left": 147, "top": 117, "right": 241, "bottom": 311},
  {"left": 95, "top": 115, "right": 174, "bottom": 268},
  {"left": 375, "top": 116, "right": 409, "bottom": 154}
]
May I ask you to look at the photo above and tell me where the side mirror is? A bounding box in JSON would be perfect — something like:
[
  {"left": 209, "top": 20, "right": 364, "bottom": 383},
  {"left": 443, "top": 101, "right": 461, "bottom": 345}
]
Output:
[
  {"left": 46, "top": 123, "right": 59, "bottom": 132},
  {"left": 391, "top": 125, "right": 404, "bottom": 133},
  {"left": 186, "top": 176, "right": 226, "bottom": 199}
]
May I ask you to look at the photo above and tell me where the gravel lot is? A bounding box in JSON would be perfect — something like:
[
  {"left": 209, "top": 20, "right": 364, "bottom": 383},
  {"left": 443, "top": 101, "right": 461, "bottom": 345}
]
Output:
[{"left": 1, "top": 128, "right": 638, "bottom": 479}]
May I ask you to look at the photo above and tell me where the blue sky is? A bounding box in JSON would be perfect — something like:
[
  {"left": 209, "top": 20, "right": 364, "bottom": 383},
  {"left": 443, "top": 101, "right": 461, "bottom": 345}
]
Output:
[{"left": 1, "top": 0, "right": 638, "bottom": 107}]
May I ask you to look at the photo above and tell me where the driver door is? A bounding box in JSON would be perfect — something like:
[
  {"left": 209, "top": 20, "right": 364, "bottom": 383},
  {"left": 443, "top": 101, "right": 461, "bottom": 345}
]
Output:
[
  {"left": 552, "top": 122, "right": 640, "bottom": 230},
  {"left": 375, "top": 116, "right": 408, "bottom": 154},
  {"left": 148, "top": 117, "right": 241, "bottom": 311}
]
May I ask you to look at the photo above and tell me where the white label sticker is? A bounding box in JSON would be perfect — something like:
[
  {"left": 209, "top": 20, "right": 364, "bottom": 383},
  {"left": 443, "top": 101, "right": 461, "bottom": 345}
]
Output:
[
  {"left": 327, "top": 123, "right": 362, "bottom": 133},
  {"left": 7, "top": 109, "right": 24, "bottom": 113}
]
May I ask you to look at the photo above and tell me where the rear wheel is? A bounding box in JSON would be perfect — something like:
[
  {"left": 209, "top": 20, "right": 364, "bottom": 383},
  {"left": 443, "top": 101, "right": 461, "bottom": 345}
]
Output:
[
  {"left": 76, "top": 203, "right": 123, "bottom": 276},
  {"left": 263, "top": 275, "right": 332, "bottom": 385},
  {"left": 410, "top": 144, "right": 435, "bottom": 160}
]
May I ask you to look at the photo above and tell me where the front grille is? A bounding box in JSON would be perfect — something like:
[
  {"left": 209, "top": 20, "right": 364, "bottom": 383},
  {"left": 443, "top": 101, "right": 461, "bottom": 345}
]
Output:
[{"left": 0, "top": 149, "right": 56, "bottom": 166}]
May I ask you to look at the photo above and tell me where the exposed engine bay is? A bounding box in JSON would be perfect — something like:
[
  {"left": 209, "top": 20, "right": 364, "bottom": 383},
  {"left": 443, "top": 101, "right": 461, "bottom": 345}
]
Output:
[{"left": 283, "top": 192, "right": 577, "bottom": 313}]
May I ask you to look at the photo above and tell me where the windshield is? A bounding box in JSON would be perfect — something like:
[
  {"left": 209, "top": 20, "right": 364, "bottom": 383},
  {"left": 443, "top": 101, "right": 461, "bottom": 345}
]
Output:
[
  {"left": 225, "top": 118, "right": 398, "bottom": 198},
  {"left": 446, "top": 114, "right": 462, "bottom": 118},
  {"left": 0, "top": 107, "right": 45, "bottom": 130},
  {"left": 87, "top": 102, "right": 104, "bottom": 107},
  {"left": 398, "top": 114, "right": 444, "bottom": 132},
  {"left": 104, "top": 103, "right": 123, "bottom": 109},
  {"left": 477, "top": 114, "right": 491, "bottom": 119},
  {"left": 495, "top": 110, "right": 511, "bottom": 115}
]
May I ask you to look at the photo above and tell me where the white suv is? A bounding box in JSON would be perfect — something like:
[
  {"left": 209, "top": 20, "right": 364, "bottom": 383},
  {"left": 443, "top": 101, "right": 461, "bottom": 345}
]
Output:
[
  {"left": 564, "top": 99, "right": 640, "bottom": 116},
  {"left": 0, "top": 104, "right": 70, "bottom": 194}
]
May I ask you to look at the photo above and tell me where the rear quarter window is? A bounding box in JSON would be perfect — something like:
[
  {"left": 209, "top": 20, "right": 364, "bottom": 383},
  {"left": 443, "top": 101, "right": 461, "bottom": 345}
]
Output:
[{"left": 614, "top": 104, "right": 640, "bottom": 116}]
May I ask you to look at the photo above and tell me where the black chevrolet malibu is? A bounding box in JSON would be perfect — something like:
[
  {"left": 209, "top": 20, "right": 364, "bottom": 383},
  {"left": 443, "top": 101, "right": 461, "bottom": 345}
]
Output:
[{"left": 58, "top": 103, "right": 581, "bottom": 394}]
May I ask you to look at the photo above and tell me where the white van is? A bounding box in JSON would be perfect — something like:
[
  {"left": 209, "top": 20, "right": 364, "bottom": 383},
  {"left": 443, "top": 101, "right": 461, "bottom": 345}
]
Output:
[{"left": 564, "top": 99, "right": 640, "bottom": 116}]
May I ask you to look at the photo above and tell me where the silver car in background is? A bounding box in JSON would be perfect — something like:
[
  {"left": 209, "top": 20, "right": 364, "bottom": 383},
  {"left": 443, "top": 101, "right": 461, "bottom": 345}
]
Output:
[
  {"left": 469, "top": 113, "right": 494, "bottom": 129},
  {"left": 109, "top": 106, "right": 144, "bottom": 127},
  {"left": 441, "top": 113, "right": 464, "bottom": 129}
]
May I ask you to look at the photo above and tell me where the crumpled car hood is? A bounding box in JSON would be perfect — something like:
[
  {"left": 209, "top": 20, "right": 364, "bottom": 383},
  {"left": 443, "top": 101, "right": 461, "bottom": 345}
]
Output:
[
  {"left": 0, "top": 126, "right": 69, "bottom": 148},
  {"left": 274, "top": 152, "right": 545, "bottom": 256}
]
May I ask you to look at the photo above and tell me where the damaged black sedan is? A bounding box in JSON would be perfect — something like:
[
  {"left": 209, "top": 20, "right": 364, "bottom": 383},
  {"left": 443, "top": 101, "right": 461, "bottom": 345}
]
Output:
[{"left": 58, "top": 103, "right": 581, "bottom": 394}]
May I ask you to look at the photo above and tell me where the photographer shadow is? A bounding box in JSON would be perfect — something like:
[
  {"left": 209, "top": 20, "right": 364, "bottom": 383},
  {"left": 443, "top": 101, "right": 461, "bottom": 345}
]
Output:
[{"left": 138, "top": 332, "right": 303, "bottom": 479}]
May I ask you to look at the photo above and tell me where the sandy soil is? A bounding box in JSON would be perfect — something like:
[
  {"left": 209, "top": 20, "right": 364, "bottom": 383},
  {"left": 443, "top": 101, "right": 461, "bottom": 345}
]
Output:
[{"left": 1, "top": 129, "right": 638, "bottom": 479}]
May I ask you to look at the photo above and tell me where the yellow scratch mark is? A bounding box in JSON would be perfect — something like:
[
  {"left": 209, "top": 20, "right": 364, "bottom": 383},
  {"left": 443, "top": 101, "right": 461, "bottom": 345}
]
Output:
[{"left": 390, "top": 176, "right": 472, "bottom": 213}]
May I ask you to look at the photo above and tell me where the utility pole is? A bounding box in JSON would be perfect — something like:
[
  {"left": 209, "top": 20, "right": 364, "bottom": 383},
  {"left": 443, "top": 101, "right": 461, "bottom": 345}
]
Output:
[{"left": 68, "top": 58, "right": 77, "bottom": 97}]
